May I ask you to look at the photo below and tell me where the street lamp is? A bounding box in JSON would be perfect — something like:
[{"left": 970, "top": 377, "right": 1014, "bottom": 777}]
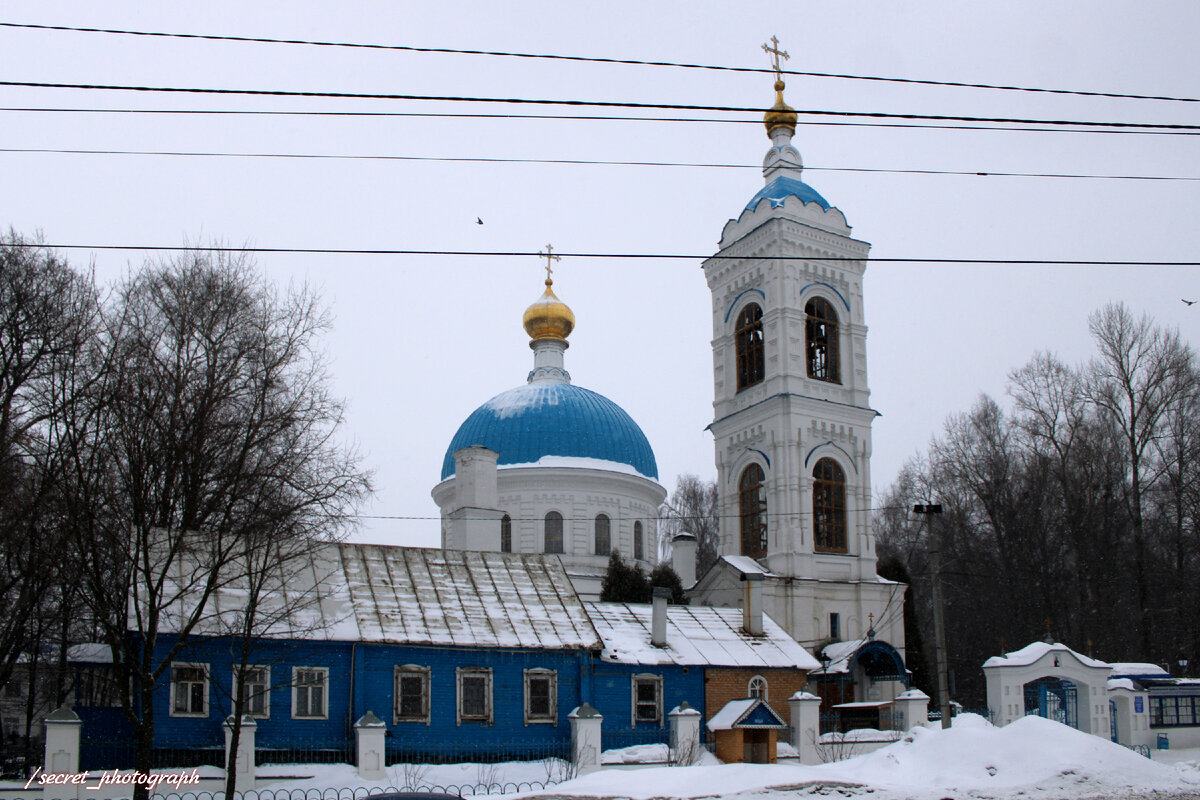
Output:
[
  {"left": 914, "top": 503, "right": 951, "bottom": 730},
  {"left": 1178, "top": 656, "right": 1189, "bottom": 678}
]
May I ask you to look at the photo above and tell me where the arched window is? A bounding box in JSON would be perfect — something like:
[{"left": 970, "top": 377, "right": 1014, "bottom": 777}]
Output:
[
  {"left": 805, "top": 297, "right": 840, "bottom": 383},
  {"left": 500, "top": 514, "right": 512, "bottom": 553},
  {"left": 544, "top": 511, "right": 564, "bottom": 554},
  {"left": 739, "top": 464, "right": 768, "bottom": 559},
  {"left": 813, "top": 458, "right": 847, "bottom": 553},
  {"left": 748, "top": 675, "right": 768, "bottom": 701},
  {"left": 633, "top": 521, "right": 644, "bottom": 561},
  {"left": 735, "top": 303, "right": 765, "bottom": 391},
  {"left": 594, "top": 514, "right": 611, "bottom": 556}
]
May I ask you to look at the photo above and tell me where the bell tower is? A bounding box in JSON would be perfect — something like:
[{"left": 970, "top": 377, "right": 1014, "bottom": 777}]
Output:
[{"left": 698, "top": 39, "right": 901, "bottom": 658}]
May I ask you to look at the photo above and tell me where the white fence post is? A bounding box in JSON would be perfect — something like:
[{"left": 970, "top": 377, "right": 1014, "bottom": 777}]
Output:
[
  {"left": 892, "top": 689, "right": 930, "bottom": 731},
  {"left": 788, "top": 691, "right": 823, "bottom": 766},
  {"left": 668, "top": 702, "right": 702, "bottom": 765},
  {"left": 354, "top": 711, "right": 388, "bottom": 781},
  {"left": 43, "top": 705, "right": 82, "bottom": 776},
  {"left": 569, "top": 703, "right": 603, "bottom": 775}
]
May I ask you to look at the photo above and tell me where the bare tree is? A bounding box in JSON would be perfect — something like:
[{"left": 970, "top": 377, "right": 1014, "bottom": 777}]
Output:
[
  {"left": 658, "top": 474, "right": 719, "bottom": 577},
  {"left": 0, "top": 233, "right": 98, "bottom": 719},
  {"left": 54, "top": 249, "right": 369, "bottom": 800},
  {"left": 1085, "top": 302, "right": 1194, "bottom": 656}
]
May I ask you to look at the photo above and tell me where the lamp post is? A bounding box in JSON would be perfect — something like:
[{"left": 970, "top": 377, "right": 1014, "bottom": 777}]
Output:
[
  {"left": 1178, "top": 656, "right": 1189, "bottom": 678},
  {"left": 914, "top": 503, "right": 951, "bottom": 730}
]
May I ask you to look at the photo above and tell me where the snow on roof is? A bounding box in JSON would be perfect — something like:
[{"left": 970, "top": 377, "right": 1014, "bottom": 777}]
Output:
[
  {"left": 706, "top": 698, "right": 756, "bottom": 731},
  {"left": 585, "top": 601, "right": 820, "bottom": 669},
  {"left": 67, "top": 643, "right": 112, "bottom": 664},
  {"left": 718, "top": 555, "right": 775, "bottom": 576},
  {"left": 154, "top": 543, "right": 601, "bottom": 651},
  {"left": 981, "top": 641, "right": 1110, "bottom": 670},
  {"left": 813, "top": 638, "right": 868, "bottom": 674},
  {"left": 1108, "top": 662, "right": 1170, "bottom": 677},
  {"left": 1108, "top": 678, "right": 1137, "bottom": 691}
]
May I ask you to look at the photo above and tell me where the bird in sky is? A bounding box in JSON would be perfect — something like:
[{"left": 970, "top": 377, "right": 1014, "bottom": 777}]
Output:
[
  {"left": 476, "top": 217, "right": 484, "bottom": 225},
  {"left": 1183, "top": 299, "right": 1196, "bottom": 306}
]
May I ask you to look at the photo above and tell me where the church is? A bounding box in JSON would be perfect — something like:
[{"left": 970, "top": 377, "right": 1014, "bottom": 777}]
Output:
[{"left": 432, "top": 43, "right": 910, "bottom": 713}]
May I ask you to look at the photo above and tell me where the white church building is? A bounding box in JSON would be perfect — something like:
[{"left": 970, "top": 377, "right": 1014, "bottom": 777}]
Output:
[{"left": 433, "top": 48, "right": 909, "bottom": 714}]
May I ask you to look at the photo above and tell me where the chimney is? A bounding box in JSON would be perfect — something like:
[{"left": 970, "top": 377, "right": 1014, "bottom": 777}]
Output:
[
  {"left": 446, "top": 446, "right": 504, "bottom": 551},
  {"left": 671, "top": 531, "right": 697, "bottom": 588},
  {"left": 651, "top": 586, "right": 671, "bottom": 647},
  {"left": 742, "top": 573, "right": 764, "bottom": 636}
]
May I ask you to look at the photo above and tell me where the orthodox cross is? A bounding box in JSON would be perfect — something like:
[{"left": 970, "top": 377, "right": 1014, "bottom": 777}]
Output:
[
  {"left": 538, "top": 244, "right": 561, "bottom": 282},
  {"left": 762, "top": 35, "right": 790, "bottom": 80}
]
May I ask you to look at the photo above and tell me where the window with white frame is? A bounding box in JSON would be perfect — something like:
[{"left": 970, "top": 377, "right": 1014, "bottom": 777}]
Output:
[
  {"left": 292, "top": 667, "right": 328, "bottom": 719},
  {"left": 632, "top": 673, "right": 663, "bottom": 725},
  {"left": 233, "top": 665, "right": 270, "bottom": 718},
  {"left": 524, "top": 669, "right": 557, "bottom": 724},
  {"left": 456, "top": 667, "right": 493, "bottom": 724},
  {"left": 395, "top": 665, "right": 430, "bottom": 724},
  {"left": 170, "top": 663, "right": 209, "bottom": 717},
  {"left": 748, "top": 675, "right": 768, "bottom": 701}
]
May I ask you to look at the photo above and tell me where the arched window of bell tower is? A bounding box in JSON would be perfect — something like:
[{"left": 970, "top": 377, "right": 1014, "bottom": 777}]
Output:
[
  {"left": 812, "top": 458, "right": 847, "bottom": 553},
  {"left": 805, "top": 297, "right": 840, "bottom": 383},
  {"left": 739, "top": 463, "right": 768, "bottom": 559},
  {"left": 735, "top": 303, "right": 765, "bottom": 391},
  {"left": 544, "top": 511, "right": 564, "bottom": 554}
]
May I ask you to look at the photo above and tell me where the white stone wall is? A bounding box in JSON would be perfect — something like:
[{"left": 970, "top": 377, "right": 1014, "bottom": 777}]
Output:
[{"left": 433, "top": 464, "right": 666, "bottom": 600}]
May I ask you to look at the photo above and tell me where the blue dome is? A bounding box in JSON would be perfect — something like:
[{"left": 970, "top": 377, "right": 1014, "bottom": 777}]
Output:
[
  {"left": 441, "top": 382, "right": 658, "bottom": 480},
  {"left": 745, "top": 175, "right": 830, "bottom": 211}
]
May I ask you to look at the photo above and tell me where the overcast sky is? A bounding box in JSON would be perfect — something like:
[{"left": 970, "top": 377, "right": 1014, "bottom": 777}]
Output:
[{"left": 2, "top": 1, "right": 1197, "bottom": 548}]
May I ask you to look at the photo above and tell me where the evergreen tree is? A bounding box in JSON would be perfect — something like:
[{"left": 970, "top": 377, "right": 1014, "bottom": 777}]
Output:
[
  {"left": 649, "top": 562, "right": 688, "bottom": 605},
  {"left": 600, "top": 550, "right": 651, "bottom": 603}
]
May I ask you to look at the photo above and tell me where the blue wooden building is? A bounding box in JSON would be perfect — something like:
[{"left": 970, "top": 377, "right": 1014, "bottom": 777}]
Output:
[{"left": 71, "top": 544, "right": 816, "bottom": 766}]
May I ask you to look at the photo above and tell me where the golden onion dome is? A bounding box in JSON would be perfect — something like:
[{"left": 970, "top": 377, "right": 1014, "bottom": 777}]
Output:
[
  {"left": 522, "top": 278, "right": 575, "bottom": 342},
  {"left": 763, "top": 79, "right": 797, "bottom": 135}
]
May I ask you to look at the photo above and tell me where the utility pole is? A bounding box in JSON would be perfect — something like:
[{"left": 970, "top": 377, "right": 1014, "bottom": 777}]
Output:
[{"left": 914, "top": 503, "right": 952, "bottom": 729}]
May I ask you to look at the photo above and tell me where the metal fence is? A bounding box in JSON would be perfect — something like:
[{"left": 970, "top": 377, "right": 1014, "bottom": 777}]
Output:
[
  {"left": 384, "top": 736, "right": 569, "bottom": 767},
  {"left": 150, "top": 785, "right": 563, "bottom": 800}
]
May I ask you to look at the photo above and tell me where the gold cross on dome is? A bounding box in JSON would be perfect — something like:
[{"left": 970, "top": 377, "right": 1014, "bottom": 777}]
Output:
[
  {"left": 762, "top": 35, "right": 790, "bottom": 80},
  {"left": 538, "top": 244, "right": 561, "bottom": 282}
]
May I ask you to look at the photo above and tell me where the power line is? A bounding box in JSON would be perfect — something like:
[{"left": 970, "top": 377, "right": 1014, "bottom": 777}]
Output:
[
  {"left": 3, "top": 81, "right": 1197, "bottom": 132},
  {"left": 3, "top": 107, "right": 1194, "bottom": 136},
  {"left": 4, "top": 145, "right": 1196, "bottom": 182},
  {"left": 6, "top": 243, "right": 1196, "bottom": 266},
  {"left": 3, "top": 21, "right": 1195, "bottom": 104}
]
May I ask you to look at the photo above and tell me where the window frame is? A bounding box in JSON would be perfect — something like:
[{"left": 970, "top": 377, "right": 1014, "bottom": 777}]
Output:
[
  {"left": 500, "top": 513, "right": 512, "bottom": 553},
  {"left": 633, "top": 521, "right": 644, "bottom": 561},
  {"left": 523, "top": 668, "right": 558, "bottom": 725},
  {"left": 631, "top": 673, "right": 664, "bottom": 726},
  {"left": 456, "top": 667, "right": 494, "bottom": 725},
  {"left": 738, "top": 463, "right": 768, "bottom": 559},
  {"left": 169, "top": 662, "right": 209, "bottom": 718},
  {"left": 804, "top": 297, "right": 841, "bottom": 384},
  {"left": 1150, "top": 695, "right": 1200, "bottom": 727},
  {"left": 735, "top": 302, "right": 765, "bottom": 391},
  {"left": 594, "top": 514, "right": 611, "bottom": 557},
  {"left": 813, "top": 457, "right": 848, "bottom": 554},
  {"left": 232, "top": 664, "right": 270, "bottom": 719},
  {"left": 748, "top": 675, "right": 768, "bottom": 701},
  {"left": 544, "top": 511, "right": 564, "bottom": 554},
  {"left": 291, "top": 666, "right": 329, "bottom": 720},
  {"left": 394, "top": 664, "right": 431, "bottom": 725},
  {"left": 830, "top": 612, "right": 841, "bottom": 640}
]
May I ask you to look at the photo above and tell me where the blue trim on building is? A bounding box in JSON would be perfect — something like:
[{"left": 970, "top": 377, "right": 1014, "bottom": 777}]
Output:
[
  {"left": 745, "top": 176, "right": 831, "bottom": 212},
  {"left": 803, "top": 441, "right": 859, "bottom": 474},
  {"left": 799, "top": 281, "right": 851, "bottom": 312},
  {"left": 722, "top": 287, "right": 767, "bottom": 324}
]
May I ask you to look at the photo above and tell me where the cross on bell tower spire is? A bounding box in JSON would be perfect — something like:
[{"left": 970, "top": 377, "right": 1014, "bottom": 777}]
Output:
[
  {"left": 762, "top": 35, "right": 790, "bottom": 80},
  {"left": 538, "top": 244, "right": 561, "bottom": 285}
]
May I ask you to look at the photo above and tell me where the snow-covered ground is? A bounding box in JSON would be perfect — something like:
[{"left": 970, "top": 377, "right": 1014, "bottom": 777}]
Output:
[{"left": 255, "top": 714, "right": 1200, "bottom": 800}]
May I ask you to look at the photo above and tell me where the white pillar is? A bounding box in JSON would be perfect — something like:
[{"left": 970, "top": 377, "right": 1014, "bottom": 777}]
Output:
[
  {"left": 788, "top": 691, "right": 823, "bottom": 766},
  {"left": 672, "top": 532, "right": 697, "bottom": 587},
  {"left": 43, "top": 705, "right": 82, "bottom": 776},
  {"left": 354, "top": 711, "right": 388, "bottom": 781},
  {"left": 891, "top": 689, "right": 929, "bottom": 731},
  {"left": 223, "top": 714, "right": 257, "bottom": 788},
  {"left": 669, "top": 702, "right": 703, "bottom": 765},
  {"left": 569, "top": 703, "right": 603, "bottom": 775}
]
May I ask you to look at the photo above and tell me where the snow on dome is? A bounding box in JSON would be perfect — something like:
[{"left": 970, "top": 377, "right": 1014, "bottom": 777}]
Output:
[
  {"left": 441, "top": 381, "right": 658, "bottom": 480},
  {"left": 745, "top": 174, "right": 831, "bottom": 212}
]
